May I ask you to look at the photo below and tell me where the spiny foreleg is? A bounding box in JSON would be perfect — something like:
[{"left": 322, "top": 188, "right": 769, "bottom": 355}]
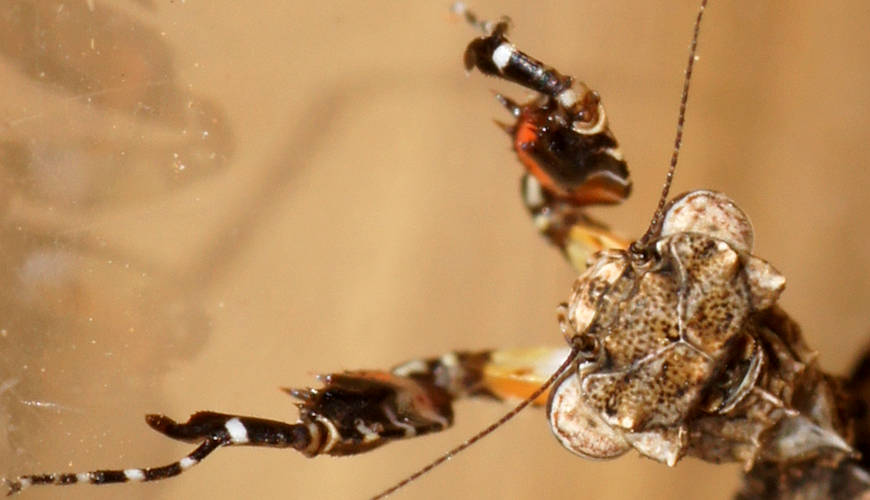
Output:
[
  {"left": 455, "top": 4, "right": 632, "bottom": 272},
  {"left": 4, "top": 347, "right": 569, "bottom": 494}
]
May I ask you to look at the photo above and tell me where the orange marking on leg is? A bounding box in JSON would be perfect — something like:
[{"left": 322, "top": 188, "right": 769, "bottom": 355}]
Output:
[{"left": 480, "top": 347, "right": 573, "bottom": 406}]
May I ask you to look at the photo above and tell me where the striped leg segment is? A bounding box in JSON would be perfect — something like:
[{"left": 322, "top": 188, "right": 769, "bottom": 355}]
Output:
[
  {"left": 144, "top": 412, "right": 309, "bottom": 448},
  {"left": 3, "top": 347, "right": 570, "bottom": 495},
  {"left": 4, "top": 439, "right": 222, "bottom": 494}
]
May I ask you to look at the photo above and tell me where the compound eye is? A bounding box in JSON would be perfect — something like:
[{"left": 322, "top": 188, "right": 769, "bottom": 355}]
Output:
[
  {"left": 660, "top": 190, "right": 754, "bottom": 253},
  {"left": 548, "top": 370, "right": 630, "bottom": 459}
]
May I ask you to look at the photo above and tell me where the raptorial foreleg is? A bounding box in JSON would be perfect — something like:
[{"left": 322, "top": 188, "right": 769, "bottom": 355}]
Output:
[{"left": 4, "top": 346, "right": 571, "bottom": 495}]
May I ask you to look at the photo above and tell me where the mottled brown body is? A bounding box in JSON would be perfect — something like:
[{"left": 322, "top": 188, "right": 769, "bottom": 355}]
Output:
[{"left": 549, "top": 190, "right": 858, "bottom": 484}]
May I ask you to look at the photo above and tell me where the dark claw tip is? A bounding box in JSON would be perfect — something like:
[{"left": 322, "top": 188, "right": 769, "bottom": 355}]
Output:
[
  {"left": 463, "top": 48, "right": 477, "bottom": 71},
  {"left": 145, "top": 414, "right": 174, "bottom": 431}
]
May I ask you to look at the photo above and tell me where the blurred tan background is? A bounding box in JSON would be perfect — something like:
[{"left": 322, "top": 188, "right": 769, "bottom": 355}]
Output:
[{"left": 1, "top": 1, "right": 869, "bottom": 499}]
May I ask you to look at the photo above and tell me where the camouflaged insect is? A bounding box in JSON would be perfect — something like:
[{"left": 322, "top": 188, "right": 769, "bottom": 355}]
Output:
[
  {"left": 548, "top": 190, "right": 855, "bottom": 471},
  {"left": 7, "top": 4, "right": 870, "bottom": 499}
]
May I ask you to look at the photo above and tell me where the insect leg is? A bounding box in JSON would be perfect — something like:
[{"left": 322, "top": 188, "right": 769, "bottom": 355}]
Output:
[
  {"left": 521, "top": 173, "right": 628, "bottom": 271},
  {"left": 457, "top": 7, "right": 632, "bottom": 262},
  {"left": 458, "top": 9, "right": 573, "bottom": 99},
  {"left": 4, "top": 370, "right": 453, "bottom": 494},
  {"left": 3, "top": 347, "right": 571, "bottom": 494},
  {"left": 3, "top": 412, "right": 309, "bottom": 494},
  {"left": 472, "top": 346, "right": 574, "bottom": 405},
  {"left": 4, "top": 436, "right": 223, "bottom": 494}
]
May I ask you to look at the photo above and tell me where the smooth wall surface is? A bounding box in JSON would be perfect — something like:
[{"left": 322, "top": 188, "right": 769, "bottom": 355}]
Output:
[{"left": 1, "top": 1, "right": 869, "bottom": 499}]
